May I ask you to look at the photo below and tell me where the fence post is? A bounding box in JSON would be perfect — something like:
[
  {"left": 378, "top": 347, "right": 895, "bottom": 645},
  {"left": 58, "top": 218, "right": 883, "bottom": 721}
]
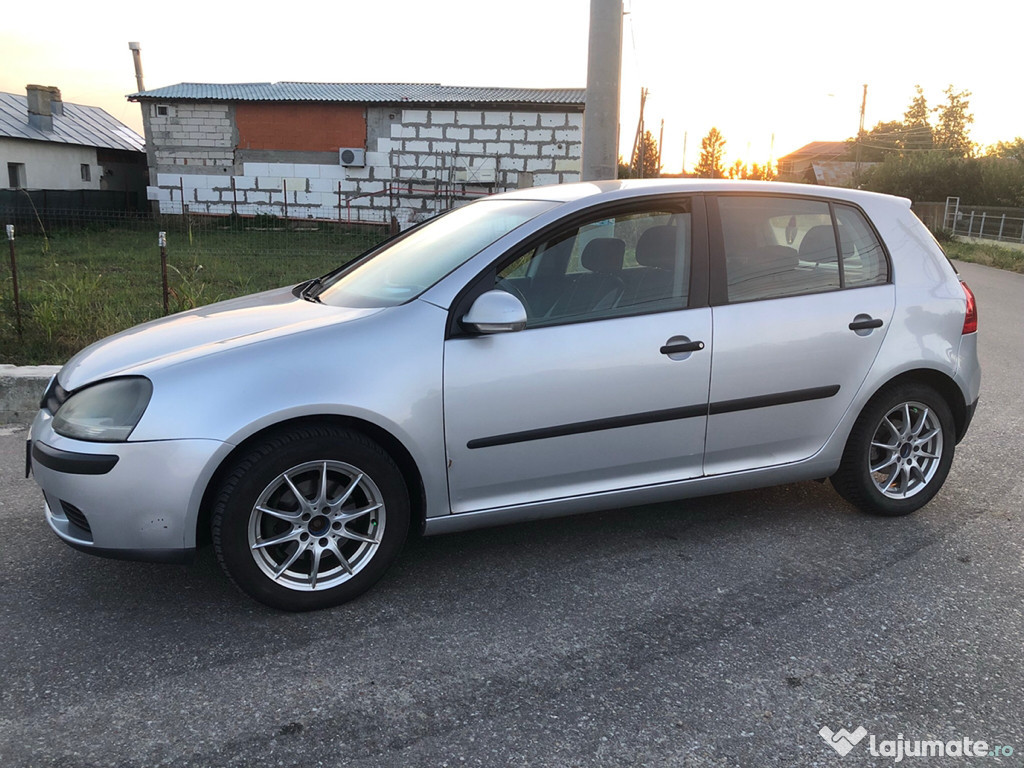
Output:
[
  {"left": 159, "top": 231, "right": 169, "bottom": 315},
  {"left": 979, "top": 212, "right": 986, "bottom": 239},
  {"left": 6, "top": 224, "right": 22, "bottom": 338},
  {"left": 283, "top": 179, "right": 289, "bottom": 221},
  {"left": 967, "top": 211, "right": 975, "bottom": 237},
  {"left": 998, "top": 214, "right": 1006, "bottom": 241}
]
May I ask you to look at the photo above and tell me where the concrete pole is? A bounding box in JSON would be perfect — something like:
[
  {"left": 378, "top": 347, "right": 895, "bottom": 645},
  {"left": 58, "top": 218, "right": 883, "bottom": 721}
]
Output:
[
  {"left": 128, "top": 42, "right": 145, "bottom": 92},
  {"left": 581, "top": 0, "right": 623, "bottom": 181}
]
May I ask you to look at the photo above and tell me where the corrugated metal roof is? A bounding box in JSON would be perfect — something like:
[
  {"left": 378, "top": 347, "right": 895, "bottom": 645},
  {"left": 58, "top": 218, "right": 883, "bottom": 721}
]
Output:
[
  {"left": 0, "top": 92, "right": 144, "bottom": 152},
  {"left": 129, "top": 82, "right": 585, "bottom": 106}
]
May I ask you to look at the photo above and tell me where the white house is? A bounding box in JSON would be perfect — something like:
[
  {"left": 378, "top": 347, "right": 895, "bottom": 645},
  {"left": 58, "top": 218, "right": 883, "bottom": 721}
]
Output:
[{"left": 0, "top": 85, "right": 146, "bottom": 196}]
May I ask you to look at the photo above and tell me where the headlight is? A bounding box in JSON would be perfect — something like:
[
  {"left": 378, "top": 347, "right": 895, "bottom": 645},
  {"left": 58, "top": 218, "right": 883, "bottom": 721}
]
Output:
[{"left": 52, "top": 377, "right": 153, "bottom": 442}]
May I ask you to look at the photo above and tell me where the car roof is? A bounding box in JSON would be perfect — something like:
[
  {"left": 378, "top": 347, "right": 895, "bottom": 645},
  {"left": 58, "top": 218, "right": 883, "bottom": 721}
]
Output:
[{"left": 491, "top": 178, "right": 911, "bottom": 210}]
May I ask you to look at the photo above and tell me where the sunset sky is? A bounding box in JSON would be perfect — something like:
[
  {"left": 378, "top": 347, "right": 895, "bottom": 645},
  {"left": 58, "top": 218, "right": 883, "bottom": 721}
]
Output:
[{"left": 2, "top": 0, "right": 1019, "bottom": 173}]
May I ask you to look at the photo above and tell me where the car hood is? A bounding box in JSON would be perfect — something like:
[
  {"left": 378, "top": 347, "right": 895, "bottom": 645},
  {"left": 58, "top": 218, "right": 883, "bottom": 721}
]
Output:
[{"left": 58, "top": 286, "right": 382, "bottom": 391}]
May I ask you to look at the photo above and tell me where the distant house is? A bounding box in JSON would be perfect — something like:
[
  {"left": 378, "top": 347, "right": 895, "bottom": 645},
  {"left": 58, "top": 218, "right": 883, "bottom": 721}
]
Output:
[
  {"left": 776, "top": 141, "right": 850, "bottom": 182},
  {"left": 128, "top": 82, "right": 586, "bottom": 226},
  {"left": 0, "top": 85, "right": 146, "bottom": 202}
]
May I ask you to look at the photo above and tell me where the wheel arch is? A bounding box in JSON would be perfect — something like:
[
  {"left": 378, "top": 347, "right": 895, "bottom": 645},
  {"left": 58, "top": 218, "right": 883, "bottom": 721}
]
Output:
[
  {"left": 864, "top": 368, "right": 970, "bottom": 442},
  {"left": 195, "top": 415, "right": 427, "bottom": 547}
]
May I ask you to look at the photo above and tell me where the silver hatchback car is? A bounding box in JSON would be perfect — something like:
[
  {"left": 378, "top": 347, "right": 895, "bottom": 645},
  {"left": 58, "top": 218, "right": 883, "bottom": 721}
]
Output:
[{"left": 29, "top": 180, "right": 980, "bottom": 610}]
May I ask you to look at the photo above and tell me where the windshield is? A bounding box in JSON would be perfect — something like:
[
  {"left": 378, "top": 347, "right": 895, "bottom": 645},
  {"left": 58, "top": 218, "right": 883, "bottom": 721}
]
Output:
[{"left": 316, "top": 198, "right": 558, "bottom": 307}]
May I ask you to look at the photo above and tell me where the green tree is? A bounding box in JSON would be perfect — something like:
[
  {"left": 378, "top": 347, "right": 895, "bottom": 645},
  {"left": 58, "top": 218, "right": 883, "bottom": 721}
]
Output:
[
  {"left": 934, "top": 85, "right": 975, "bottom": 157},
  {"left": 987, "top": 138, "right": 1024, "bottom": 162},
  {"left": 693, "top": 127, "right": 727, "bottom": 178},
  {"left": 746, "top": 162, "right": 777, "bottom": 181},
  {"left": 902, "top": 84, "right": 933, "bottom": 151},
  {"left": 623, "top": 130, "right": 661, "bottom": 178},
  {"left": 850, "top": 120, "right": 905, "bottom": 162}
]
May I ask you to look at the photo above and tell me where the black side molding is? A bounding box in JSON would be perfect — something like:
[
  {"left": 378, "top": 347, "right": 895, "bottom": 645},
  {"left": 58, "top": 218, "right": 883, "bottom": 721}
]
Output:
[
  {"left": 709, "top": 385, "right": 841, "bottom": 415},
  {"left": 32, "top": 442, "right": 119, "bottom": 476}
]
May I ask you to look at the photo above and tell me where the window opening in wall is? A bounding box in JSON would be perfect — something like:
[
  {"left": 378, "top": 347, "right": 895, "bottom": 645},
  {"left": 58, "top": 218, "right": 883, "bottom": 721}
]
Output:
[
  {"left": 155, "top": 104, "right": 170, "bottom": 117},
  {"left": 81, "top": 164, "right": 91, "bottom": 182},
  {"left": 7, "top": 162, "right": 26, "bottom": 189}
]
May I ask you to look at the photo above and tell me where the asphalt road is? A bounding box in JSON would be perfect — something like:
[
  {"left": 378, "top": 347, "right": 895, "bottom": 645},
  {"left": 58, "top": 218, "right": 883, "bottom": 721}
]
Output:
[{"left": 1, "top": 260, "right": 1021, "bottom": 767}]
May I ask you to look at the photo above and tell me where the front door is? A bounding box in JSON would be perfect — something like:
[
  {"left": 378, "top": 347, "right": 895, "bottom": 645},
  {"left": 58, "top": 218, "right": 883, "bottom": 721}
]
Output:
[{"left": 443, "top": 200, "right": 712, "bottom": 513}]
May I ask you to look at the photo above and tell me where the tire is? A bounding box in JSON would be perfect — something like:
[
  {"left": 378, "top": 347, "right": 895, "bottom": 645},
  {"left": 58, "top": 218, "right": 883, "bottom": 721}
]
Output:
[
  {"left": 831, "top": 383, "right": 955, "bottom": 517},
  {"left": 212, "top": 425, "right": 410, "bottom": 611}
]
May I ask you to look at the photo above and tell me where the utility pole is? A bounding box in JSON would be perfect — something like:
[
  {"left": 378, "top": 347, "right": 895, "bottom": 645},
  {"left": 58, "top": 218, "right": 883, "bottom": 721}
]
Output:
[
  {"left": 657, "top": 118, "right": 664, "bottom": 175},
  {"left": 581, "top": 0, "right": 623, "bottom": 180},
  {"left": 630, "top": 88, "right": 648, "bottom": 178},
  {"left": 855, "top": 84, "right": 868, "bottom": 181}
]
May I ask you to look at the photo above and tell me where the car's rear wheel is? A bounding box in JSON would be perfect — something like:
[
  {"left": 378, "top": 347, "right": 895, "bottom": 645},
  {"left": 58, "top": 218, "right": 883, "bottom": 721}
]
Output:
[
  {"left": 832, "top": 383, "right": 955, "bottom": 516},
  {"left": 212, "top": 425, "right": 409, "bottom": 611}
]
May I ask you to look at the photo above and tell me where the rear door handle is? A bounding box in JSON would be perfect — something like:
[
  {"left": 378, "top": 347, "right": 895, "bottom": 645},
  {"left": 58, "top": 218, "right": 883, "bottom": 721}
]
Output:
[
  {"left": 661, "top": 340, "right": 705, "bottom": 355},
  {"left": 849, "top": 317, "right": 883, "bottom": 331}
]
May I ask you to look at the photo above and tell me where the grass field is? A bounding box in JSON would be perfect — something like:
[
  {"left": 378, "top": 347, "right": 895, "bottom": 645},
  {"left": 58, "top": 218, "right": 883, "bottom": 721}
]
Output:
[
  {"left": 1, "top": 223, "right": 383, "bottom": 365},
  {"left": 943, "top": 237, "right": 1024, "bottom": 274},
  {"left": 1, "top": 223, "right": 1020, "bottom": 366}
]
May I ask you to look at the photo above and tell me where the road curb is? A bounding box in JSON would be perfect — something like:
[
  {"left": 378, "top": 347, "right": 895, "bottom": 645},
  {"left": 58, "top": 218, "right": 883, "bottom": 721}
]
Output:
[{"left": 0, "top": 364, "right": 59, "bottom": 424}]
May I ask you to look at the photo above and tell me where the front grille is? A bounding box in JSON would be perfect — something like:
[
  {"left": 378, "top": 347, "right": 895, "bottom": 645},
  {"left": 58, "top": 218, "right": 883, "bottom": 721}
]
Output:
[{"left": 60, "top": 501, "right": 92, "bottom": 534}]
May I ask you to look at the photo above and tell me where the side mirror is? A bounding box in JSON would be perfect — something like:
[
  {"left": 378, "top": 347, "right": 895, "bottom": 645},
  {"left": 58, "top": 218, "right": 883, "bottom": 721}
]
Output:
[{"left": 461, "top": 289, "right": 527, "bottom": 334}]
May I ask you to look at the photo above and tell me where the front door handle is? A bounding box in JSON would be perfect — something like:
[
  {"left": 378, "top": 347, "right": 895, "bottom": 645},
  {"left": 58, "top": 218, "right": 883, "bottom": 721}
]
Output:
[
  {"left": 849, "top": 316, "right": 883, "bottom": 331},
  {"left": 661, "top": 340, "right": 705, "bottom": 355}
]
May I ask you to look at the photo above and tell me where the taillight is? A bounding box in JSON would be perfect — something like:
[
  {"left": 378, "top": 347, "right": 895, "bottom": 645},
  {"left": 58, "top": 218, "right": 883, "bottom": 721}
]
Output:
[{"left": 961, "top": 281, "right": 977, "bottom": 334}]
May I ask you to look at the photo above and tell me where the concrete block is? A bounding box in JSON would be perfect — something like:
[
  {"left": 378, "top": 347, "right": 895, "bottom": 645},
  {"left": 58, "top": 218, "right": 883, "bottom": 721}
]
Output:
[
  {"left": 232, "top": 175, "right": 257, "bottom": 190},
  {"left": 344, "top": 165, "right": 371, "bottom": 180},
  {"left": 533, "top": 173, "right": 560, "bottom": 186},
  {"left": 319, "top": 164, "right": 346, "bottom": 179},
  {"left": 528, "top": 129, "right": 554, "bottom": 143},
  {"left": 555, "top": 159, "right": 581, "bottom": 173},
  {"left": 540, "top": 112, "right": 567, "bottom": 127},
  {"left": 293, "top": 164, "right": 322, "bottom": 178},
  {"left": 196, "top": 188, "right": 220, "bottom": 202},
  {"left": 456, "top": 111, "right": 483, "bottom": 125},
  {"left": 513, "top": 143, "right": 539, "bottom": 157},
  {"left": 541, "top": 143, "right": 567, "bottom": 157},
  {"left": 293, "top": 192, "right": 319, "bottom": 205},
  {"left": 568, "top": 113, "right": 583, "bottom": 129},
  {"left": 267, "top": 163, "right": 295, "bottom": 177},
  {"left": 499, "top": 157, "right": 525, "bottom": 171},
  {"left": 257, "top": 176, "right": 282, "bottom": 191},
  {"left": 160, "top": 201, "right": 183, "bottom": 214},
  {"left": 512, "top": 112, "right": 540, "bottom": 127},
  {"left": 485, "top": 142, "right": 512, "bottom": 155},
  {"left": 445, "top": 127, "right": 471, "bottom": 141},
  {"left": 473, "top": 128, "right": 498, "bottom": 141},
  {"left": 283, "top": 177, "right": 308, "bottom": 193},
  {"left": 247, "top": 191, "right": 271, "bottom": 204},
  {"left": 376, "top": 138, "right": 399, "bottom": 152},
  {"left": 146, "top": 186, "right": 170, "bottom": 202},
  {"left": 391, "top": 124, "right": 417, "bottom": 139},
  {"left": 403, "top": 109, "right": 429, "bottom": 124},
  {"left": 0, "top": 364, "right": 60, "bottom": 424},
  {"left": 365, "top": 151, "right": 390, "bottom": 167},
  {"left": 404, "top": 140, "right": 430, "bottom": 153},
  {"left": 458, "top": 142, "right": 485, "bottom": 154},
  {"left": 431, "top": 110, "right": 455, "bottom": 124},
  {"left": 156, "top": 173, "right": 183, "bottom": 186},
  {"left": 500, "top": 128, "right": 526, "bottom": 142},
  {"left": 527, "top": 158, "right": 555, "bottom": 172},
  {"left": 484, "top": 111, "right": 511, "bottom": 125},
  {"left": 431, "top": 141, "right": 457, "bottom": 153},
  {"left": 419, "top": 126, "right": 443, "bottom": 140},
  {"left": 310, "top": 177, "right": 342, "bottom": 193},
  {"left": 555, "top": 128, "right": 580, "bottom": 142}
]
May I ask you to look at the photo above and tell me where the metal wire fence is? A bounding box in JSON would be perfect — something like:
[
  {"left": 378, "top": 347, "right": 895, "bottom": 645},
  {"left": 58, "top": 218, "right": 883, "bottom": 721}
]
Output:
[{"left": 1, "top": 206, "right": 389, "bottom": 365}]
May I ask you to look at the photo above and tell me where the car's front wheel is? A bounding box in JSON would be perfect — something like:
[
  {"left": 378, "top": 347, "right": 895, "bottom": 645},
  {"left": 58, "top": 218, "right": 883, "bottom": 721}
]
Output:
[
  {"left": 832, "top": 383, "right": 956, "bottom": 516},
  {"left": 212, "top": 425, "right": 409, "bottom": 611}
]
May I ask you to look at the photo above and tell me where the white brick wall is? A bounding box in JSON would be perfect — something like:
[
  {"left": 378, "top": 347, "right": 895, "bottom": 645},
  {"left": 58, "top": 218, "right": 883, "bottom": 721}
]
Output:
[{"left": 150, "top": 103, "right": 582, "bottom": 223}]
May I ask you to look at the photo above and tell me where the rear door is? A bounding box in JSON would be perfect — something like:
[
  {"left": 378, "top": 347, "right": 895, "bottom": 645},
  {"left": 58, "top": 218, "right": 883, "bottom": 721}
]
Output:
[{"left": 704, "top": 194, "right": 895, "bottom": 475}]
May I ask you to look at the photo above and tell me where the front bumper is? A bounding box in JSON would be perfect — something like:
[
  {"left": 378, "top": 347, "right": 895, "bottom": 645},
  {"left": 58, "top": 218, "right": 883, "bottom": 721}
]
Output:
[{"left": 30, "top": 409, "right": 229, "bottom": 561}]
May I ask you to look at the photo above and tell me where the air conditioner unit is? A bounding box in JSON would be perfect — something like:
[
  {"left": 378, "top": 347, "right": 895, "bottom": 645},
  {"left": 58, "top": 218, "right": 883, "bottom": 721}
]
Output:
[{"left": 339, "top": 148, "right": 366, "bottom": 167}]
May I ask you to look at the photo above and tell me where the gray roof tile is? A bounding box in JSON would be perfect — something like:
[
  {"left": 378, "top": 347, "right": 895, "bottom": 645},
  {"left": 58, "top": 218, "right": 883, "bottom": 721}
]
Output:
[
  {"left": 129, "top": 82, "right": 585, "bottom": 106},
  {"left": 0, "top": 92, "right": 144, "bottom": 152}
]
